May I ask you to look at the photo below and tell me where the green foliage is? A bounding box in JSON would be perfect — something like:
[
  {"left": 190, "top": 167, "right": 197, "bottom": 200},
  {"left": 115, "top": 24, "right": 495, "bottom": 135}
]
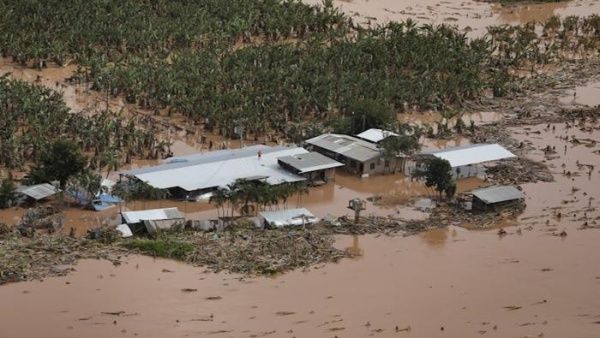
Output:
[
  {"left": 210, "top": 179, "right": 307, "bottom": 217},
  {"left": 111, "top": 179, "right": 169, "bottom": 201},
  {"left": 344, "top": 98, "right": 395, "bottom": 134},
  {"left": 380, "top": 134, "right": 421, "bottom": 157},
  {"left": 0, "top": 177, "right": 17, "bottom": 209},
  {"left": 126, "top": 235, "right": 194, "bottom": 260},
  {"left": 68, "top": 170, "right": 102, "bottom": 206},
  {"left": 424, "top": 158, "right": 455, "bottom": 199},
  {"left": 28, "top": 139, "right": 87, "bottom": 188},
  {"left": 0, "top": 1, "right": 501, "bottom": 135},
  {"left": 0, "top": 76, "right": 167, "bottom": 170}
]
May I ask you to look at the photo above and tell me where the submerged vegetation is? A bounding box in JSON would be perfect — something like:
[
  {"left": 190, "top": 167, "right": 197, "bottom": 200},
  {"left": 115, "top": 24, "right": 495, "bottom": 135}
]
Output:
[
  {"left": 0, "top": 0, "right": 504, "bottom": 138},
  {"left": 0, "top": 76, "right": 170, "bottom": 171},
  {"left": 0, "top": 1, "right": 598, "bottom": 142}
]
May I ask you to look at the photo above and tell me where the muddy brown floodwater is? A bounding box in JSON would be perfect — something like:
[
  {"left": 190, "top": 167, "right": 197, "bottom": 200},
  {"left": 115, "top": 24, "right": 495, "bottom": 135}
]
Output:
[
  {"left": 0, "top": 168, "right": 483, "bottom": 235},
  {"left": 559, "top": 80, "right": 600, "bottom": 107},
  {"left": 304, "top": 0, "right": 600, "bottom": 36},
  {"left": 2, "top": 123, "right": 600, "bottom": 337}
]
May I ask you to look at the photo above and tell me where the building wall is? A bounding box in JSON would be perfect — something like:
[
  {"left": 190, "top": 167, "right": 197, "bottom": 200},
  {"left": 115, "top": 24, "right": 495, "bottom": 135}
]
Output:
[
  {"left": 360, "top": 157, "right": 405, "bottom": 177},
  {"left": 307, "top": 144, "right": 405, "bottom": 177},
  {"left": 303, "top": 168, "right": 336, "bottom": 183},
  {"left": 405, "top": 159, "right": 483, "bottom": 179}
]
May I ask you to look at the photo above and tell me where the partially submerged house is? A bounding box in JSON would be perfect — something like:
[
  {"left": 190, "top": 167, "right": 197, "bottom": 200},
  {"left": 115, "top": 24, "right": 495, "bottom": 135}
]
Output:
[
  {"left": 16, "top": 183, "right": 60, "bottom": 203},
  {"left": 356, "top": 128, "right": 399, "bottom": 144},
  {"left": 258, "top": 208, "right": 318, "bottom": 228},
  {"left": 121, "top": 207, "right": 185, "bottom": 234},
  {"left": 122, "top": 145, "right": 308, "bottom": 200},
  {"left": 277, "top": 152, "right": 344, "bottom": 185},
  {"left": 304, "top": 134, "right": 405, "bottom": 177},
  {"left": 411, "top": 144, "right": 516, "bottom": 179},
  {"left": 470, "top": 185, "right": 524, "bottom": 211}
]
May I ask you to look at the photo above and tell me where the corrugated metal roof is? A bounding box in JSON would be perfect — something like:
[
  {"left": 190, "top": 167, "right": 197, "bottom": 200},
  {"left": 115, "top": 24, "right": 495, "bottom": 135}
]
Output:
[
  {"left": 126, "top": 145, "right": 271, "bottom": 176},
  {"left": 260, "top": 208, "right": 318, "bottom": 227},
  {"left": 356, "top": 128, "right": 399, "bottom": 143},
  {"left": 17, "top": 183, "right": 60, "bottom": 200},
  {"left": 122, "top": 207, "right": 184, "bottom": 224},
  {"left": 278, "top": 152, "right": 344, "bottom": 173},
  {"left": 471, "top": 186, "right": 524, "bottom": 204},
  {"left": 305, "top": 134, "right": 381, "bottom": 162},
  {"left": 123, "top": 146, "right": 307, "bottom": 192},
  {"left": 424, "top": 144, "right": 515, "bottom": 167}
]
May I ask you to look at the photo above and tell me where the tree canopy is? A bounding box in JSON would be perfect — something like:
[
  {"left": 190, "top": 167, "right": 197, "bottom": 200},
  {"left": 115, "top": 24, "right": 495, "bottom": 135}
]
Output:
[
  {"left": 28, "top": 139, "right": 87, "bottom": 189},
  {"left": 423, "top": 158, "right": 455, "bottom": 199},
  {"left": 0, "top": 177, "right": 17, "bottom": 209}
]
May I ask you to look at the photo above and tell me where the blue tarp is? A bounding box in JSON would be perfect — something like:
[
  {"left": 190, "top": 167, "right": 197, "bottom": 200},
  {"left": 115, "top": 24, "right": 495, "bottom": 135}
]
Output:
[{"left": 97, "top": 193, "right": 122, "bottom": 203}]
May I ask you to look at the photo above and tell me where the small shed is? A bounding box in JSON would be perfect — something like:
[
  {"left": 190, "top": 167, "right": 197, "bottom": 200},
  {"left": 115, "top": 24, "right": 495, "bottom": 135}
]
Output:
[
  {"left": 356, "top": 128, "right": 399, "bottom": 144},
  {"left": 17, "top": 183, "right": 60, "bottom": 201},
  {"left": 471, "top": 186, "right": 524, "bottom": 211},
  {"left": 121, "top": 207, "right": 185, "bottom": 234},
  {"left": 259, "top": 208, "right": 318, "bottom": 228},
  {"left": 277, "top": 152, "right": 343, "bottom": 185}
]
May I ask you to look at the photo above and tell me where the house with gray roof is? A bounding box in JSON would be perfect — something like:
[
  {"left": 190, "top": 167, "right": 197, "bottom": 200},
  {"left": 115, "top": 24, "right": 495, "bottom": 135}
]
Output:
[
  {"left": 277, "top": 152, "right": 344, "bottom": 185},
  {"left": 304, "top": 134, "right": 406, "bottom": 177}
]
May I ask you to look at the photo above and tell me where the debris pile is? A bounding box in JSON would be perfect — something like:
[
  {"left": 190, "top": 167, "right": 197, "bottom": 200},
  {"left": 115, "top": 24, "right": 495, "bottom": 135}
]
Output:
[
  {"left": 126, "top": 223, "right": 347, "bottom": 275},
  {"left": 17, "top": 206, "right": 64, "bottom": 235},
  {"left": 430, "top": 200, "right": 526, "bottom": 229},
  {"left": 329, "top": 216, "right": 430, "bottom": 236},
  {"left": 485, "top": 158, "right": 553, "bottom": 184},
  {"left": 0, "top": 231, "right": 123, "bottom": 285}
]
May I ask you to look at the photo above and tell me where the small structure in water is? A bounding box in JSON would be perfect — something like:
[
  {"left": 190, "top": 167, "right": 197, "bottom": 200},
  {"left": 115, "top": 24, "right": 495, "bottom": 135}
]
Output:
[
  {"left": 277, "top": 152, "right": 344, "bottom": 185},
  {"left": 411, "top": 144, "right": 516, "bottom": 179},
  {"left": 304, "top": 133, "right": 406, "bottom": 177},
  {"left": 121, "top": 207, "right": 185, "bottom": 234},
  {"left": 259, "top": 208, "right": 318, "bottom": 228},
  {"left": 469, "top": 185, "right": 524, "bottom": 211},
  {"left": 16, "top": 183, "right": 60, "bottom": 203}
]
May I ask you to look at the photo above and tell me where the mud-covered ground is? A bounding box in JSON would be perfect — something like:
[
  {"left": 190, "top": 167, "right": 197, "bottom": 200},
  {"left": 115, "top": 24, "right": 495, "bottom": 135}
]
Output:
[{"left": 2, "top": 1, "right": 600, "bottom": 337}]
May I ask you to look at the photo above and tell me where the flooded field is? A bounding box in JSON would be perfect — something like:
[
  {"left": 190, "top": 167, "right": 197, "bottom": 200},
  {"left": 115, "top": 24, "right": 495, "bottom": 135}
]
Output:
[
  {"left": 559, "top": 81, "right": 600, "bottom": 107},
  {"left": 2, "top": 1, "right": 600, "bottom": 336},
  {"left": 0, "top": 169, "right": 485, "bottom": 236},
  {"left": 304, "top": 0, "right": 600, "bottom": 35},
  {"left": 2, "top": 120, "right": 600, "bottom": 337}
]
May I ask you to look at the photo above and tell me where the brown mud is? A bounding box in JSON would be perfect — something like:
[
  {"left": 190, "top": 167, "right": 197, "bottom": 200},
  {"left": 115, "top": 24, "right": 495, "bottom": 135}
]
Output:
[
  {"left": 2, "top": 3, "right": 600, "bottom": 336},
  {"left": 304, "top": 0, "right": 600, "bottom": 36}
]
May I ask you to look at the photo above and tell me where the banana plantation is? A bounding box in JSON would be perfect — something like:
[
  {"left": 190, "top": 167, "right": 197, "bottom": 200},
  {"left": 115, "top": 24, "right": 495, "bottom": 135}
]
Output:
[
  {"left": 1, "top": 1, "right": 599, "bottom": 149},
  {"left": 0, "top": 76, "right": 166, "bottom": 171},
  {"left": 0, "top": 0, "right": 497, "bottom": 138}
]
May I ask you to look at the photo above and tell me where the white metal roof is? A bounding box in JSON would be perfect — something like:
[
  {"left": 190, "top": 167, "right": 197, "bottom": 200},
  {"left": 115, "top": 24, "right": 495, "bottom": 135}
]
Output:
[
  {"left": 124, "top": 146, "right": 307, "bottom": 191},
  {"left": 471, "top": 186, "right": 524, "bottom": 204},
  {"left": 277, "top": 152, "right": 344, "bottom": 173},
  {"left": 425, "top": 144, "right": 515, "bottom": 168},
  {"left": 260, "top": 208, "right": 318, "bottom": 227},
  {"left": 356, "top": 128, "right": 399, "bottom": 143},
  {"left": 17, "top": 183, "right": 60, "bottom": 200},
  {"left": 305, "top": 134, "right": 382, "bottom": 162},
  {"left": 121, "top": 207, "right": 184, "bottom": 224}
]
